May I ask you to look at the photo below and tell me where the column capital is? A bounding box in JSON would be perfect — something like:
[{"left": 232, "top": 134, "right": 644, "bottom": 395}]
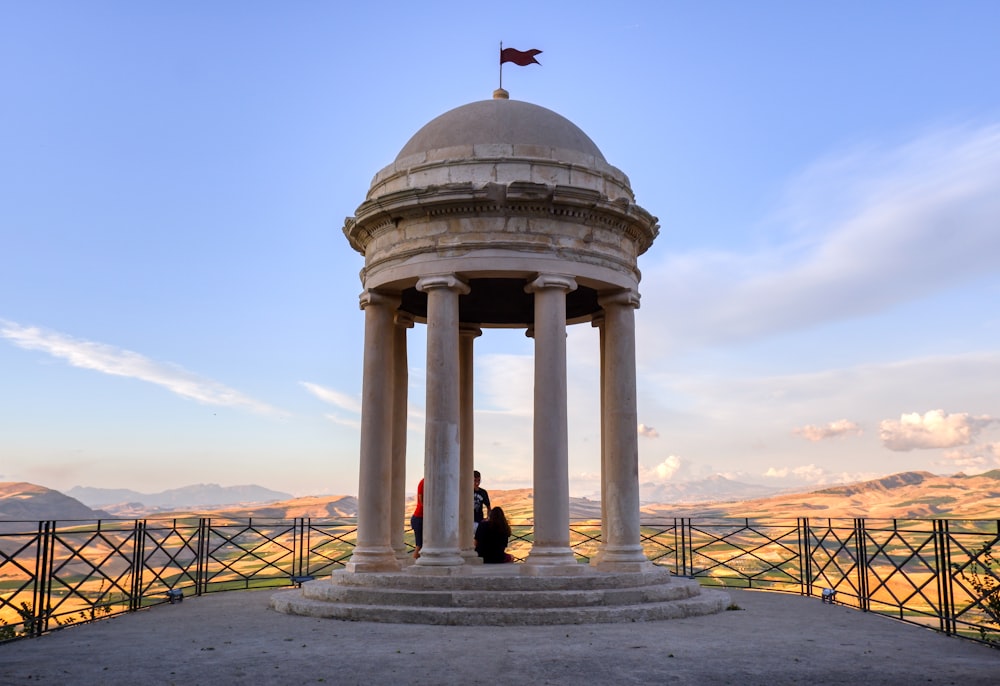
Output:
[
  {"left": 525, "top": 274, "right": 577, "bottom": 294},
  {"left": 459, "top": 323, "right": 483, "bottom": 338},
  {"left": 359, "top": 289, "right": 401, "bottom": 311},
  {"left": 394, "top": 311, "right": 415, "bottom": 329},
  {"left": 598, "top": 288, "right": 640, "bottom": 310},
  {"left": 416, "top": 274, "right": 470, "bottom": 295}
]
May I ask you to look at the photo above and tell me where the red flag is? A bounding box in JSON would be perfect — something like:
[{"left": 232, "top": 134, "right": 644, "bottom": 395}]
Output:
[{"left": 500, "top": 48, "right": 542, "bottom": 66}]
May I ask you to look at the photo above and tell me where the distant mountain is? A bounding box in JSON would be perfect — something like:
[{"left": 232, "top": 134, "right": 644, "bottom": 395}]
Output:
[
  {"left": 67, "top": 483, "right": 292, "bottom": 515},
  {"left": 0, "top": 483, "right": 110, "bottom": 521},
  {"left": 163, "top": 471, "right": 1000, "bottom": 521},
  {"left": 202, "top": 494, "right": 359, "bottom": 519},
  {"left": 6, "top": 470, "right": 999, "bottom": 523},
  {"left": 640, "top": 474, "right": 781, "bottom": 505},
  {"left": 641, "top": 470, "right": 1000, "bottom": 519},
  {"left": 189, "top": 489, "right": 600, "bottom": 521}
]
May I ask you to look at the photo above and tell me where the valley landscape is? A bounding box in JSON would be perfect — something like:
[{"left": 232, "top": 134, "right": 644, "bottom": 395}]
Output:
[
  {"left": 2, "top": 469, "right": 998, "bottom": 522},
  {"left": 3, "top": 470, "right": 999, "bottom": 644}
]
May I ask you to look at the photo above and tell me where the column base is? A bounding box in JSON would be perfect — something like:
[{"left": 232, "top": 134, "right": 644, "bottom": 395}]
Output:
[
  {"left": 408, "top": 561, "right": 470, "bottom": 576},
  {"left": 461, "top": 549, "right": 484, "bottom": 564},
  {"left": 589, "top": 545, "right": 652, "bottom": 573},
  {"left": 523, "top": 546, "right": 579, "bottom": 571},
  {"left": 344, "top": 548, "right": 402, "bottom": 573},
  {"left": 413, "top": 548, "right": 465, "bottom": 568}
]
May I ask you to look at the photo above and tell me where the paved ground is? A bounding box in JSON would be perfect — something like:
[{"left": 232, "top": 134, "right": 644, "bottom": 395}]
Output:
[{"left": 1, "top": 587, "right": 997, "bottom": 685}]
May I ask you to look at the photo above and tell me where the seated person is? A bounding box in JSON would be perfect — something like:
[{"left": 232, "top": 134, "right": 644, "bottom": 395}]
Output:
[{"left": 474, "top": 506, "right": 514, "bottom": 564}]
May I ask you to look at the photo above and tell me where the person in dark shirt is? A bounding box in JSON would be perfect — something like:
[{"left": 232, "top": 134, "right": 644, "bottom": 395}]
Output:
[
  {"left": 473, "top": 470, "right": 491, "bottom": 523},
  {"left": 475, "top": 506, "right": 513, "bottom": 564}
]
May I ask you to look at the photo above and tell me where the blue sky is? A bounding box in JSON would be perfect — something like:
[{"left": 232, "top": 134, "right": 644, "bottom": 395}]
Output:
[{"left": 3, "top": 2, "right": 1000, "bottom": 498}]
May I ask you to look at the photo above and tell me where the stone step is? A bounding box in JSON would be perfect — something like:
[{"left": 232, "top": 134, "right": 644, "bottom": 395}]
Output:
[
  {"left": 270, "top": 567, "right": 730, "bottom": 626},
  {"left": 299, "top": 577, "right": 702, "bottom": 609},
  {"left": 271, "top": 588, "right": 731, "bottom": 626},
  {"left": 327, "top": 566, "right": 676, "bottom": 592}
]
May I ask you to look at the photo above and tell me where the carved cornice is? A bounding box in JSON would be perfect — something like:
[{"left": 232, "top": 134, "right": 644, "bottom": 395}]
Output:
[
  {"left": 360, "top": 240, "right": 643, "bottom": 285},
  {"left": 343, "top": 181, "right": 659, "bottom": 257}
]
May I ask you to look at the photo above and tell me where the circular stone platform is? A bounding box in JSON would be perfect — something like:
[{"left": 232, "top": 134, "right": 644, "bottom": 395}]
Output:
[{"left": 270, "top": 566, "right": 730, "bottom": 626}]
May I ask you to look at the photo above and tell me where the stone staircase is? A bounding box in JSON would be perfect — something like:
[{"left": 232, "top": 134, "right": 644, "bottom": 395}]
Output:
[{"left": 270, "top": 565, "right": 730, "bottom": 626}]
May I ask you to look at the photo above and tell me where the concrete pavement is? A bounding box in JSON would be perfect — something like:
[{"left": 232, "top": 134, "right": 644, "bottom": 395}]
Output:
[{"left": 1, "top": 587, "right": 996, "bottom": 685}]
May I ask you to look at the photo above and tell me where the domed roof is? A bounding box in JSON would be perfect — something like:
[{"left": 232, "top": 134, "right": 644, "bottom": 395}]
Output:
[{"left": 395, "top": 98, "right": 606, "bottom": 163}]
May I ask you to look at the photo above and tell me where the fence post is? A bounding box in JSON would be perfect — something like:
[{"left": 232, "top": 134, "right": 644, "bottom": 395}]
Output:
[
  {"left": 854, "top": 518, "right": 869, "bottom": 612},
  {"left": 293, "top": 518, "right": 307, "bottom": 579},
  {"left": 680, "top": 518, "right": 691, "bottom": 577},
  {"left": 933, "top": 519, "right": 955, "bottom": 636},
  {"left": 129, "top": 520, "right": 146, "bottom": 611},
  {"left": 799, "top": 518, "right": 812, "bottom": 598},
  {"left": 30, "top": 521, "right": 55, "bottom": 637},
  {"left": 196, "top": 518, "right": 209, "bottom": 596}
]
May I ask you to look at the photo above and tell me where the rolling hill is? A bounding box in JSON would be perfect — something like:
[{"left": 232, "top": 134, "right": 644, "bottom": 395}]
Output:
[
  {"left": 4, "top": 470, "right": 999, "bottom": 522},
  {"left": 67, "top": 483, "right": 292, "bottom": 514},
  {"left": 0, "top": 483, "right": 110, "bottom": 521},
  {"left": 639, "top": 470, "right": 1000, "bottom": 520}
]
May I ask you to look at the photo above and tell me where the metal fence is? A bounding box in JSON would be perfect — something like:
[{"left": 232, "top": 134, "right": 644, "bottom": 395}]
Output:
[{"left": 2, "top": 516, "right": 998, "bottom": 645}]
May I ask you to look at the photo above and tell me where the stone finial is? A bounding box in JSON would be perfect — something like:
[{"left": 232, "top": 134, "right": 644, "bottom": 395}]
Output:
[{"left": 492, "top": 88, "right": 509, "bottom": 100}]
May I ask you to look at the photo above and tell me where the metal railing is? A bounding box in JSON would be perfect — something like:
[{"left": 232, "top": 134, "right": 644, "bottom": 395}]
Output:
[{"left": 2, "top": 516, "right": 998, "bottom": 645}]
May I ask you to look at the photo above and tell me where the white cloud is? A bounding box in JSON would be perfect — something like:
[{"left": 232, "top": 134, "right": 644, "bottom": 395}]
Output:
[
  {"left": 637, "top": 423, "right": 659, "bottom": 438},
  {"left": 0, "top": 319, "right": 284, "bottom": 415},
  {"left": 792, "top": 419, "right": 862, "bottom": 442},
  {"left": 639, "top": 123, "right": 1000, "bottom": 356},
  {"left": 879, "top": 409, "right": 995, "bottom": 451},
  {"left": 644, "top": 455, "right": 682, "bottom": 481}
]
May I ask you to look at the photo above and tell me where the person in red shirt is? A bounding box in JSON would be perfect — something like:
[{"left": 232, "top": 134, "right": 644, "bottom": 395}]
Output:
[{"left": 411, "top": 478, "right": 424, "bottom": 559}]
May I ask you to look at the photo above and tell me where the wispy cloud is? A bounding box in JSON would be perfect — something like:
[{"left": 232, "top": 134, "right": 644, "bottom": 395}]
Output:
[
  {"left": 301, "top": 381, "right": 364, "bottom": 429},
  {"left": 793, "top": 419, "right": 862, "bottom": 442},
  {"left": 0, "top": 319, "right": 284, "bottom": 415},
  {"left": 300, "top": 381, "right": 361, "bottom": 414},
  {"left": 323, "top": 414, "right": 361, "bottom": 430},
  {"left": 301, "top": 380, "right": 427, "bottom": 433},
  {"left": 639, "top": 122, "right": 1000, "bottom": 355},
  {"left": 476, "top": 354, "right": 534, "bottom": 416},
  {"left": 763, "top": 463, "right": 881, "bottom": 487},
  {"left": 937, "top": 447, "right": 996, "bottom": 471}
]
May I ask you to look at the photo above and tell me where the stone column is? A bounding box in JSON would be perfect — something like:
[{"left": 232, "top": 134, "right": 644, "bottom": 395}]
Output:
[
  {"left": 594, "top": 289, "right": 651, "bottom": 571},
  {"left": 391, "top": 312, "right": 414, "bottom": 563},
  {"left": 459, "top": 323, "right": 483, "bottom": 562},
  {"left": 347, "top": 289, "right": 402, "bottom": 572},
  {"left": 590, "top": 314, "right": 608, "bottom": 566},
  {"left": 524, "top": 274, "right": 579, "bottom": 570},
  {"left": 414, "top": 274, "right": 469, "bottom": 568}
]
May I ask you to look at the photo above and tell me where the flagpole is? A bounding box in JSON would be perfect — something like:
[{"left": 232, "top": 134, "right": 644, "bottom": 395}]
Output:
[{"left": 499, "top": 40, "right": 503, "bottom": 89}]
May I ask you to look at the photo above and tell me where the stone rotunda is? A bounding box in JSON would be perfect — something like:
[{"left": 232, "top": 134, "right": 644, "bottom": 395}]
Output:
[{"left": 271, "top": 90, "right": 729, "bottom": 624}]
